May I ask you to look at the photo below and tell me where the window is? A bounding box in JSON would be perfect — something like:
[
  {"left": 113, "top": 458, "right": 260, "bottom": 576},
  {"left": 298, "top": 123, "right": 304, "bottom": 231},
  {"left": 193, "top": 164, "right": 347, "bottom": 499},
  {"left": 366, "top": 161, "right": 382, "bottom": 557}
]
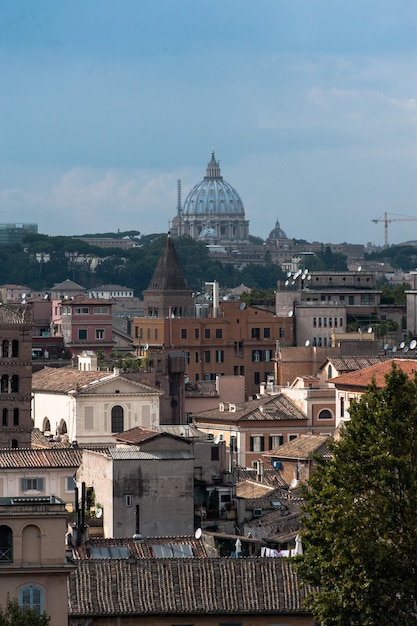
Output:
[
  {"left": 204, "top": 328, "right": 211, "bottom": 339},
  {"left": 11, "top": 375, "right": 19, "bottom": 393},
  {"left": 204, "top": 350, "right": 211, "bottom": 363},
  {"left": 313, "top": 317, "right": 317, "bottom": 328},
  {"left": 250, "top": 435, "right": 265, "bottom": 452},
  {"left": 20, "top": 585, "right": 44, "bottom": 614},
  {"left": 195, "top": 351, "right": 199, "bottom": 364},
  {"left": 348, "top": 296, "right": 354, "bottom": 305},
  {"left": 252, "top": 350, "right": 261, "bottom": 362},
  {"left": 111, "top": 405, "right": 124, "bottom": 433},
  {"left": 2, "top": 408, "right": 7, "bottom": 426},
  {"left": 318, "top": 409, "right": 333, "bottom": 420},
  {"left": 2, "top": 340, "right": 9, "bottom": 357},
  {"left": 75, "top": 307, "right": 90, "bottom": 314},
  {"left": 251, "top": 327, "right": 260, "bottom": 339},
  {"left": 181, "top": 328, "right": 187, "bottom": 339},
  {"left": 269, "top": 435, "right": 283, "bottom": 449},
  {"left": 95, "top": 329, "right": 104, "bottom": 340},
  {"left": 11, "top": 340, "right": 18, "bottom": 357},
  {"left": 215, "top": 328, "right": 222, "bottom": 339},
  {"left": 211, "top": 446, "right": 220, "bottom": 461},
  {"left": 264, "top": 349, "right": 272, "bottom": 362},
  {"left": 125, "top": 494, "right": 133, "bottom": 507},
  {"left": 93, "top": 306, "right": 109, "bottom": 314},
  {"left": 1, "top": 375, "right": 8, "bottom": 393},
  {"left": 194, "top": 328, "right": 200, "bottom": 339},
  {"left": 289, "top": 434, "right": 297, "bottom": 442},
  {"left": 66, "top": 476, "right": 76, "bottom": 491},
  {"left": 0, "top": 525, "right": 13, "bottom": 562},
  {"left": 184, "top": 352, "right": 190, "bottom": 364},
  {"left": 21, "top": 478, "right": 44, "bottom": 492},
  {"left": 254, "top": 372, "right": 260, "bottom": 385},
  {"left": 279, "top": 327, "right": 285, "bottom": 338},
  {"left": 263, "top": 327, "right": 271, "bottom": 339},
  {"left": 340, "top": 396, "right": 345, "bottom": 417},
  {"left": 216, "top": 350, "right": 224, "bottom": 363},
  {"left": 78, "top": 329, "right": 87, "bottom": 340}
]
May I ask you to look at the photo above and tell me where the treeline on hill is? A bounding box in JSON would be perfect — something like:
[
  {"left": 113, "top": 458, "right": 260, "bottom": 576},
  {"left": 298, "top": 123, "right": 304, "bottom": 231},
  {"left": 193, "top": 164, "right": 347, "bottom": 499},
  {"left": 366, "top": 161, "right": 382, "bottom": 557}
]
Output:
[
  {"left": 365, "top": 244, "right": 417, "bottom": 271},
  {"left": 0, "top": 233, "right": 286, "bottom": 296},
  {"left": 0, "top": 233, "right": 414, "bottom": 298}
]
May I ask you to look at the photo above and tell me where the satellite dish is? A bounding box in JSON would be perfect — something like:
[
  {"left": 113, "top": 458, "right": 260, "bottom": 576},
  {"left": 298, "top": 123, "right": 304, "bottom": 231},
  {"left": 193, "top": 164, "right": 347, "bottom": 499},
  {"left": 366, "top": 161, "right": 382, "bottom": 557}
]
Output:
[
  {"left": 288, "top": 310, "right": 294, "bottom": 317},
  {"left": 195, "top": 527, "right": 202, "bottom": 539},
  {"left": 305, "top": 339, "right": 310, "bottom": 347},
  {"left": 307, "top": 274, "right": 312, "bottom": 280},
  {"left": 239, "top": 302, "right": 246, "bottom": 310},
  {"left": 95, "top": 507, "right": 103, "bottom": 519},
  {"left": 410, "top": 339, "right": 417, "bottom": 350},
  {"left": 367, "top": 327, "right": 373, "bottom": 334},
  {"left": 383, "top": 343, "right": 389, "bottom": 351},
  {"left": 290, "top": 478, "right": 299, "bottom": 489},
  {"left": 392, "top": 345, "right": 397, "bottom": 353},
  {"left": 285, "top": 280, "right": 289, "bottom": 286},
  {"left": 400, "top": 341, "right": 405, "bottom": 349},
  {"left": 358, "top": 266, "right": 362, "bottom": 272},
  {"left": 213, "top": 434, "right": 221, "bottom": 444},
  {"left": 143, "top": 343, "right": 149, "bottom": 351},
  {"left": 404, "top": 346, "right": 409, "bottom": 352},
  {"left": 287, "top": 271, "right": 292, "bottom": 277}
]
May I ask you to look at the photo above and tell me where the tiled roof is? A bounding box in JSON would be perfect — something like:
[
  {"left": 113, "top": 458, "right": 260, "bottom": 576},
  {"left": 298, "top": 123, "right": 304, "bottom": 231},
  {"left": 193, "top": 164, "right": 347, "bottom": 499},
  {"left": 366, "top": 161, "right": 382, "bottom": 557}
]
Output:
[
  {"left": 67, "top": 557, "right": 314, "bottom": 616},
  {"left": 108, "top": 447, "right": 194, "bottom": 461},
  {"left": 113, "top": 426, "right": 161, "bottom": 444},
  {"left": 236, "top": 467, "right": 288, "bottom": 488},
  {"left": 32, "top": 367, "right": 115, "bottom": 392},
  {"left": 191, "top": 394, "right": 307, "bottom": 424},
  {"left": 263, "top": 434, "right": 332, "bottom": 461},
  {"left": 32, "top": 367, "right": 160, "bottom": 395},
  {"left": 0, "top": 447, "right": 83, "bottom": 468},
  {"left": 236, "top": 481, "right": 276, "bottom": 500},
  {"left": 330, "top": 358, "right": 417, "bottom": 389},
  {"left": 320, "top": 356, "right": 387, "bottom": 373}
]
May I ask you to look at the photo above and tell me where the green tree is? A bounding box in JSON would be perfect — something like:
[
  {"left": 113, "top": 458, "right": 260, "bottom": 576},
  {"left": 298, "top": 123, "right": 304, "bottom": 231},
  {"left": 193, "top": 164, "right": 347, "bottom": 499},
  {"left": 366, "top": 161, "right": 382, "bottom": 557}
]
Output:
[
  {"left": 0, "top": 596, "right": 50, "bottom": 625},
  {"left": 297, "top": 364, "right": 417, "bottom": 625}
]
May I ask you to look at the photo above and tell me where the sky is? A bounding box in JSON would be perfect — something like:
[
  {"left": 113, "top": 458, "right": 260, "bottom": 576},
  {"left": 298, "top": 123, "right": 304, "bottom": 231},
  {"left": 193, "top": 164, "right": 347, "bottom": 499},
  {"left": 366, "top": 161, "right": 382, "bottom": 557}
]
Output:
[{"left": 0, "top": 1, "right": 416, "bottom": 246}]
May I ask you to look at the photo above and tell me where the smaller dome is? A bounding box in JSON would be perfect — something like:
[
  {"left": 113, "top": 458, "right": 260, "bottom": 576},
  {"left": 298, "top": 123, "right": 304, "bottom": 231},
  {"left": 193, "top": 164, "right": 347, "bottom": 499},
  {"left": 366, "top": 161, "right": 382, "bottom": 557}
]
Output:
[
  {"left": 268, "top": 218, "right": 287, "bottom": 240},
  {"left": 199, "top": 227, "right": 218, "bottom": 240}
]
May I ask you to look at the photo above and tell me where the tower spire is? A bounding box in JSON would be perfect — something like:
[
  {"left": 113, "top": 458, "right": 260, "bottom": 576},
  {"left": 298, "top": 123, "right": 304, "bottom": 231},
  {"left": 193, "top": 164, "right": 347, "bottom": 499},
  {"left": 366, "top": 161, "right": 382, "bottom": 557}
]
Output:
[{"left": 177, "top": 179, "right": 182, "bottom": 217}]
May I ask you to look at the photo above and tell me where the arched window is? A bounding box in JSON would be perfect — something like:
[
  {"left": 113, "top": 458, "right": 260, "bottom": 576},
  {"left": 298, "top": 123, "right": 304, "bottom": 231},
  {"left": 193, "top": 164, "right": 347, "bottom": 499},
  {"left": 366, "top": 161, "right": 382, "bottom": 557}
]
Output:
[
  {"left": 11, "top": 340, "right": 19, "bottom": 357},
  {"left": 1, "top": 375, "right": 8, "bottom": 393},
  {"left": 11, "top": 375, "right": 19, "bottom": 393},
  {"left": 58, "top": 420, "right": 67, "bottom": 435},
  {"left": 0, "top": 525, "right": 13, "bottom": 562},
  {"left": 20, "top": 585, "right": 44, "bottom": 614},
  {"left": 2, "top": 340, "right": 9, "bottom": 357},
  {"left": 327, "top": 364, "right": 333, "bottom": 379},
  {"left": 43, "top": 418, "right": 51, "bottom": 433},
  {"left": 13, "top": 408, "right": 19, "bottom": 426},
  {"left": 2, "top": 408, "right": 7, "bottom": 426},
  {"left": 111, "top": 405, "right": 124, "bottom": 433},
  {"left": 318, "top": 409, "right": 333, "bottom": 420}
]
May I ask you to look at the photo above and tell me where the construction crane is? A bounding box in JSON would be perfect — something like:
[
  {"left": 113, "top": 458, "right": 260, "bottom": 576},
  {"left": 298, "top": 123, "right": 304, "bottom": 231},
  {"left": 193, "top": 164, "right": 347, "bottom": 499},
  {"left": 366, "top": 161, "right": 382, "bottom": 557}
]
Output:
[{"left": 371, "top": 212, "right": 417, "bottom": 247}]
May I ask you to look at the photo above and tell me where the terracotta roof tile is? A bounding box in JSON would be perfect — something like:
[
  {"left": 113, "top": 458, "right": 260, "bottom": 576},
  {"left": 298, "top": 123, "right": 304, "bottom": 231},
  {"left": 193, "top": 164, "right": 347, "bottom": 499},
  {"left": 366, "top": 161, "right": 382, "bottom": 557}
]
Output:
[
  {"left": 330, "top": 358, "right": 417, "bottom": 389},
  {"left": 263, "top": 434, "right": 332, "bottom": 461},
  {"left": 32, "top": 367, "right": 115, "bottom": 392},
  {"left": 191, "top": 394, "right": 307, "bottom": 423},
  {"left": 0, "top": 447, "right": 83, "bottom": 468},
  {"left": 67, "top": 557, "right": 314, "bottom": 616}
]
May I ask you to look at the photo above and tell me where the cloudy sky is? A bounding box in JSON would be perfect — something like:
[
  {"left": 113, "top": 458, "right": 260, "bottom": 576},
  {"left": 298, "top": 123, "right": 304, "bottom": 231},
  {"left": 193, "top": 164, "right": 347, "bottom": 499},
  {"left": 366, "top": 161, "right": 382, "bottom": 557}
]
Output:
[{"left": 1, "top": 1, "right": 416, "bottom": 246}]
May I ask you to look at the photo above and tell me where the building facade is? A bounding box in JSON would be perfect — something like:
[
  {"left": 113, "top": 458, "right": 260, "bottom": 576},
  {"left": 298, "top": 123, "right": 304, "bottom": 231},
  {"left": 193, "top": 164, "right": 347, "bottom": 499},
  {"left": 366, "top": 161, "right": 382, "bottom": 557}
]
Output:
[{"left": 0, "top": 304, "right": 33, "bottom": 448}]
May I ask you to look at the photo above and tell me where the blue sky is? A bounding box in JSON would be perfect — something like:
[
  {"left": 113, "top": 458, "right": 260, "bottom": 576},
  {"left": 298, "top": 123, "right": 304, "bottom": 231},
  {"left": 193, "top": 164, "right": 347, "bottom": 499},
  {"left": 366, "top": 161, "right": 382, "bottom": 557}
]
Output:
[{"left": 0, "top": 1, "right": 416, "bottom": 245}]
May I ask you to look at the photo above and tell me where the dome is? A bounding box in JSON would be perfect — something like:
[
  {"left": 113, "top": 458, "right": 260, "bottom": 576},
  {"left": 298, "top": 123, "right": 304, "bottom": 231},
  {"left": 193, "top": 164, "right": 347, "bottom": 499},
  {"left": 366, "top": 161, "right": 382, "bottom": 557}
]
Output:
[
  {"left": 268, "top": 218, "right": 287, "bottom": 240},
  {"left": 199, "top": 226, "right": 218, "bottom": 240},
  {"left": 183, "top": 152, "right": 245, "bottom": 216}
]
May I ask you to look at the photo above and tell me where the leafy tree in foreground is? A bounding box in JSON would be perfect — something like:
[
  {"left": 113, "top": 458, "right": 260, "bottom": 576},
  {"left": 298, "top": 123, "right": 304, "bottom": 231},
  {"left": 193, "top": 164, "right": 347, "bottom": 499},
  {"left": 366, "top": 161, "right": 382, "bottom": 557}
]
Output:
[
  {"left": 0, "top": 596, "right": 50, "bottom": 625},
  {"left": 297, "top": 364, "right": 417, "bottom": 625}
]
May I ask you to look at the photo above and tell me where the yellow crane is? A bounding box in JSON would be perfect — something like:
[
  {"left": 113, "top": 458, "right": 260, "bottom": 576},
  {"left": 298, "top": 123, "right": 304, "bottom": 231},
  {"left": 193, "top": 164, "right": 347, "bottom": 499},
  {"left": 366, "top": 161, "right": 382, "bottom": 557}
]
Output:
[{"left": 372, "top": 212, "right": 417, "bottom": 247}]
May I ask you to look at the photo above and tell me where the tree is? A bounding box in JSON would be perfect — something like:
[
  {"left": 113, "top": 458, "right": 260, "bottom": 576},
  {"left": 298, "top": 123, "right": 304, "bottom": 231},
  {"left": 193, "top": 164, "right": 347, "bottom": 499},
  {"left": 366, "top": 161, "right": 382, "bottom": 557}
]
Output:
[
  {"left": 0, "top": 596, "right": 50, "bottom": 625},
  {"left": 297, "top": 364, "right": 417, "bottom": 625}
]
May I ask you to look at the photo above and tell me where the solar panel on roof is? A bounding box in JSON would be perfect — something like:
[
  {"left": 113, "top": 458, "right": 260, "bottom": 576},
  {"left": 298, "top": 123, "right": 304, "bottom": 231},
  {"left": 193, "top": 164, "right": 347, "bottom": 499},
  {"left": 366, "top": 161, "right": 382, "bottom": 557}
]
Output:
[
  {"left": 89, "top": 546, "right": 130, "bottom": 559},
  {"left": 151, "top": 544, "right": 194, "bottom": 558}
]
